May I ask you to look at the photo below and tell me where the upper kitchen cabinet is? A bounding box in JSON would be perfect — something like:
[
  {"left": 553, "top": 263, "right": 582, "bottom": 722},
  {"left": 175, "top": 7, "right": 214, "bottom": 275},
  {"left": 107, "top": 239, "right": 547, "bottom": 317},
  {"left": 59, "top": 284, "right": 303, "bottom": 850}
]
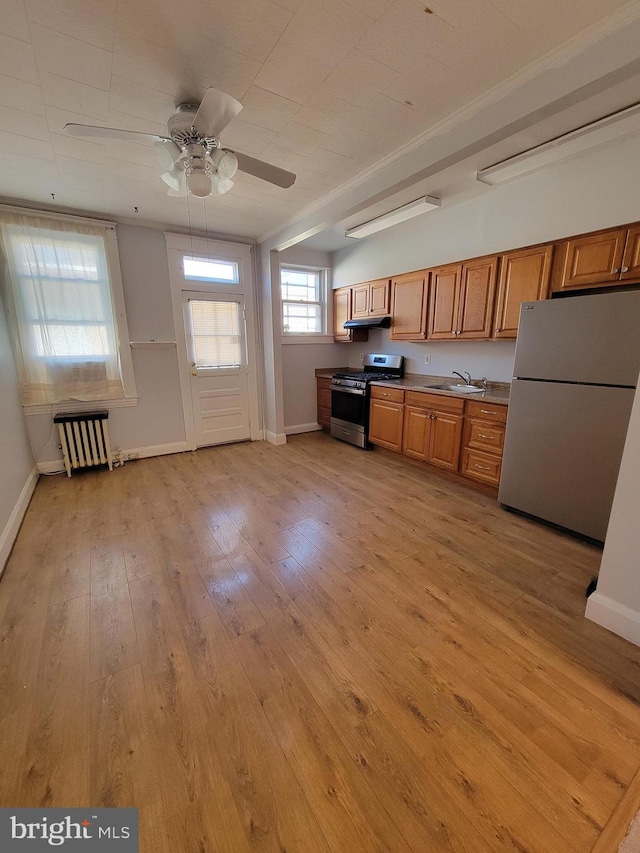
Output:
[
  {"left": 552, "top": 223, "right": 640, "bottom": 292},
  {"left": 391, "top": 270, "right": 430, "bottom": 340},
  {"left": 333, "top": 286, "right": 368, "bottom": 343},
  {"left": 352, "top": 279, "right": 391, "bottom": 319},
  {"left": 428, "top": 256, "right": 497, "bottom": 340},
  {"left": 493, "top": 244, "right": 554, "bottom": 339}
]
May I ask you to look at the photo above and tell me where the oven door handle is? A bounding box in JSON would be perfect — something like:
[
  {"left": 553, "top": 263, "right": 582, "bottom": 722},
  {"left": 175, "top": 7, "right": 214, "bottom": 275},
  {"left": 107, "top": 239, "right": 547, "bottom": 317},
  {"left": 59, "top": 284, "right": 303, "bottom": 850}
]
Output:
[{"left": 332, "top": 386, "right": 366, "bottom": 396}]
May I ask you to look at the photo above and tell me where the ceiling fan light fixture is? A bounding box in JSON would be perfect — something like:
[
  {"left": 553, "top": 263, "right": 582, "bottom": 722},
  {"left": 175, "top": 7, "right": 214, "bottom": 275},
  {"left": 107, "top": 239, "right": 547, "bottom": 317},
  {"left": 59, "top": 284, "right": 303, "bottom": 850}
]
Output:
[
  {"left": 187, "top": 169, "right": 212, "bottom": 197},
  {"left": 210, "top": 149, "right": 238, "bottom": 180},
  {"left": 154, "top": 139, "right": 181, "bottom": 172},
  {"left": 210, "top": 173, "right": 234, "bottom": 196}
]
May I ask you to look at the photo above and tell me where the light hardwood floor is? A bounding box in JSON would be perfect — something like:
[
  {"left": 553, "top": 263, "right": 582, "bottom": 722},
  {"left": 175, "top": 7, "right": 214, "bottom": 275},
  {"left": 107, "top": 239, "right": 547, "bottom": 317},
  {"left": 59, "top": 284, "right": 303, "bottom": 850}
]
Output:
[{"left": 2, "top": 432, "right": 640, "bottom": 852}]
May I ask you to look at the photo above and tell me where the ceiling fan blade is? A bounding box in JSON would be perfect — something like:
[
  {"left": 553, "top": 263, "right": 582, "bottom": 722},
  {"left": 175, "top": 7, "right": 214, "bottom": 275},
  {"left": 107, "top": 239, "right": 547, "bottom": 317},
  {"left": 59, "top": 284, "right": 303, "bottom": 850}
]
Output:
[
  {"left": 230, "top": 151, "right": 296, "bottom": 188},
  {"left": 192, "top": 88, "right": 243, "bottom": 138},
  {"left": 65, "top": 123, "right": 171, "bottom": 144}
]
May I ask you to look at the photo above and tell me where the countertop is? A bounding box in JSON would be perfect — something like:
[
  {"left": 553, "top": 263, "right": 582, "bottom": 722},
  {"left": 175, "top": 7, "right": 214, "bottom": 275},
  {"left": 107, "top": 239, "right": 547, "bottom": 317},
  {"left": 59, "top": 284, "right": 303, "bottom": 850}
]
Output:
[{"left": 316, "top": 368, "right": 510, "bottom": 405}]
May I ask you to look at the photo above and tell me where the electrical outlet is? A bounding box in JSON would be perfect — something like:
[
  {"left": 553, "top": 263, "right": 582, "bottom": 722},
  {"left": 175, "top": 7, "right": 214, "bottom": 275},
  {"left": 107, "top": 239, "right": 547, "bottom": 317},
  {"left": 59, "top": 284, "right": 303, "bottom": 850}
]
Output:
[
  {"left": 359, "top": 352, "right": 364, "bottom": 364},
  {"left": 424, "top": 354, "right": 431, "bottom": 365},
  {"left": 124, "top": 451, "right": 140, "bottom": 461}
]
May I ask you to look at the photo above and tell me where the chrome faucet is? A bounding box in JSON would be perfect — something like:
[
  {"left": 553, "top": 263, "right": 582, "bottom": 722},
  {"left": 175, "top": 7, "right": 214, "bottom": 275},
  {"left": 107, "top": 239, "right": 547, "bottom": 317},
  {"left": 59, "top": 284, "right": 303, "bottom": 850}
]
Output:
[{"left": 452, "top": 370, "right": 472, "bottom": 385}]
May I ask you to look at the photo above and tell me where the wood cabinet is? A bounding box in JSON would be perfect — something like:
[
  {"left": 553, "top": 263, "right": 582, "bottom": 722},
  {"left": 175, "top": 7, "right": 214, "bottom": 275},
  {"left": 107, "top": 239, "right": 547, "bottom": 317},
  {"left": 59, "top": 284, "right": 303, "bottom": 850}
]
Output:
[
  {"left": 401, "top": 391, "right": 464, "bottom": 471},
  {"left": 352, "top": 279, "right": 391, "bottom": 319},
  {"left": 316, "top": 377, "right": 332, "bottom": 429},
  {"left": 552, "top": 224, "right": 640, "bottom": 292},
  {"left": 493, "top": 244, "right": 554, "bottom": 339},
  {"left": 369, "top": 385, "right": 405, "bottom": 451},
  {"left": 333, "top": 287, "right": 368, "bottom": 343},
  {"left": 461, "top": 400, "right": 508, "bottom": 488},
  {"left": 428, "top": 257, "right": 497, "bottom": 340},
  {"left": 390, "top": 271, "right": 429, "bottom": 340}
]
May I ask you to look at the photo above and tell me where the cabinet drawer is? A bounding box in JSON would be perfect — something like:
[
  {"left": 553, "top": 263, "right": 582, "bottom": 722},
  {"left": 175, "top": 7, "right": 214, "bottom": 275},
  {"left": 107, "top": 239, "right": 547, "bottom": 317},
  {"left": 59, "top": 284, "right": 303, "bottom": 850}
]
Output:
[
  {"left": 461, "top": 448, "right": 502, "bottom": 486},
  {"left": 465, "top": 400, "right": 507, "bottom": 423},
  {"left": 317, "top": 387, "right": 331, "bottom": 409},
  {"left": 406, "top": 390, "right": 464, "bottom": 413},
  {"left": 465, "top": 419, "right": 505, "bottom": 453},
  {"left": 370, "top": 385, "right": 405, "bottom": 403},
  {"left": 317, "top": 377, "right": 333, "bottom": 390}
]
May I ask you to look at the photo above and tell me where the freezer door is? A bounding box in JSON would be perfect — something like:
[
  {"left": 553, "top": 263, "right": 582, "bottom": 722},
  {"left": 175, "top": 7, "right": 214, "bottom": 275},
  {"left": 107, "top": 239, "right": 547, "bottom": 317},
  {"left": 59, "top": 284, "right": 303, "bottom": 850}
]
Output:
[
  {"left": 499, "top": 379, "right": 635, "bottom": 541},
  {"left": 514, "top": 290, "right": 640, "bottom": 386}
]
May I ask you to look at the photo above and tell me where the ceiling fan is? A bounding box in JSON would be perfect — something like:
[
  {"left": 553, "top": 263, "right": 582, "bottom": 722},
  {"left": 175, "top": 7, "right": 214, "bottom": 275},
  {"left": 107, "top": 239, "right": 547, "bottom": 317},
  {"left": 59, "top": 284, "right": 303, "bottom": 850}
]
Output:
[{"left": 64, "top": 87, "right": 296, "bottom": 199}]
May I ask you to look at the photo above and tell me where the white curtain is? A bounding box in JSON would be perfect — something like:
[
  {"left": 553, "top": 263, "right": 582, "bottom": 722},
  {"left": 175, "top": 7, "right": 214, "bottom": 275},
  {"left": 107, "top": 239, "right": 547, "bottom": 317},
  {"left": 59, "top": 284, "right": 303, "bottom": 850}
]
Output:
[{"left": 0, "top": 212, "right": 125, "bottom": 405}]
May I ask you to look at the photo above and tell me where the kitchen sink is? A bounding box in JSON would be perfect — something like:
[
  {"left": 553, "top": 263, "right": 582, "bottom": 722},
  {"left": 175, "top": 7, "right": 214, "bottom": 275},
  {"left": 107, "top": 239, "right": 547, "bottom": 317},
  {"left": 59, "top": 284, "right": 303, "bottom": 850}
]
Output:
[{"left": 426, "top": 384, "right": 484, "bottom": 393}]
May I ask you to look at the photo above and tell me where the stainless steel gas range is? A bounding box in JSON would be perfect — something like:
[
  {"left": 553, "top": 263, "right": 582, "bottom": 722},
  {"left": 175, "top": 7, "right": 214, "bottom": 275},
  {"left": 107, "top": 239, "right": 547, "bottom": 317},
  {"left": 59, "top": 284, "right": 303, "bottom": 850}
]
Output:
[{"left": 330, "top": 354, "right": 404, "bottom": 448}]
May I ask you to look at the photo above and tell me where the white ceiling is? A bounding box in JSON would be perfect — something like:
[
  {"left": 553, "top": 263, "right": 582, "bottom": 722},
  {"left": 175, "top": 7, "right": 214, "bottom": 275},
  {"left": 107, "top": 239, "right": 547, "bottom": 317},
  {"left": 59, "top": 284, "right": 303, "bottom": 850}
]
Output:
[{"left": 0, "top": 0, "right": 637, "bottom": 239}]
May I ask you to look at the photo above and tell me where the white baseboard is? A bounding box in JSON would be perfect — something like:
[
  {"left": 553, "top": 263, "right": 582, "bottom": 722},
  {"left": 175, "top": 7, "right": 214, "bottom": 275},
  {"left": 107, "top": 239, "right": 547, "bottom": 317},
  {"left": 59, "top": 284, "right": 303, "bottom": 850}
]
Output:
[
  {"left": 586, "top": 592, "right": 640, "bottom": 647},
  {"left": 284, "top": 423, "right": 322, "bottom": 436},
  {"left": 266, "top": 430, "right": 287, "bottom": 446},
  {"left": 37, "top": 440, "right": 191, "bottom": 475},
  {"left": 0, "top": 466, "right": 38, "bottom": 575}
]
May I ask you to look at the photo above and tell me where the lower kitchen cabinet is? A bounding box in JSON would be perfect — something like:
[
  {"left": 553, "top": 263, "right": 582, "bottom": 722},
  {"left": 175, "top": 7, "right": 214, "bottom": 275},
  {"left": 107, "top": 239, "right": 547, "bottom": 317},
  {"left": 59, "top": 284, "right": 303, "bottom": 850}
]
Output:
[
  {"left": 402, "top": 392, "right": 464, "bottom": 470},
  {"left": 369, "top": 386, "right": 508, "bottom": 492},
  {"left": 317, "top": 377, "right": 332, "bottom": 428},
  {"left": 369, "top": 386, "right": 405, "bottom": 451}
]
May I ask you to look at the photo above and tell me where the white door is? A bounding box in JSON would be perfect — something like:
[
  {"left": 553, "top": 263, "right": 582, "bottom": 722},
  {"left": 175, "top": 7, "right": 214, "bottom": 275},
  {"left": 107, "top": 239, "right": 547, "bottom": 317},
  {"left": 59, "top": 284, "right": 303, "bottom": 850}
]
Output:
[{"left": 183, "top": 291, "right": 251, "bottom": 447}]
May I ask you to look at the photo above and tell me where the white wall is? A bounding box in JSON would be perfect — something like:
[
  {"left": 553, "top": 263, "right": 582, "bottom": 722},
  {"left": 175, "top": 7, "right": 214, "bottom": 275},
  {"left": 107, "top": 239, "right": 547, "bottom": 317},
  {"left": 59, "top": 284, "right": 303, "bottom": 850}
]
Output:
[
  {"left": 586, "top": 385, "right": 640, "bottom": 645},
  {"left": 27, "top": 224, "right": 186, "bottom": 465},
  {"left": 332, "top": 134, "right": 640, "bottom": 381},
  {"left": 0, "top": 300, "right": 36, "bottom": 570}
]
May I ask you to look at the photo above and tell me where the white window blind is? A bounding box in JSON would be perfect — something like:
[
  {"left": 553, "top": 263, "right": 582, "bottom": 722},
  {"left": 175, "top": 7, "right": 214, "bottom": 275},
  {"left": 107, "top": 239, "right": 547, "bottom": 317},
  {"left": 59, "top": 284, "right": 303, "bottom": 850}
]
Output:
[
  {"left": 190, "top": 299, "right": 242, "bottom": 368},
  {"left": 0, "top": 213, "right": 125, "bottom": 405},
  {"left": 281, "top": 267, "right": 325, "bottom": 335}
]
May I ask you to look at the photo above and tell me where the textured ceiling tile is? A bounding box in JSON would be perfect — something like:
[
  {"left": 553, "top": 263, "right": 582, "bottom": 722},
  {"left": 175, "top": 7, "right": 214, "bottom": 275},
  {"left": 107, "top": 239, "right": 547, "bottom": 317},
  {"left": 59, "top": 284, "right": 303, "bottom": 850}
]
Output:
[
  {"left": 322, "top": 125, "right": 386, "bottom": 158},
  {"left": 55, "top": 154, "right": 104, "bottom": 177},
  {"left": 219, "top": 119, "right": 277, "bottom": 156},
  {"left": 272, "top": 121, "right": 330, "bottom": 155},
  {"left": 256, "top": 145, "right": 305, "bottom": 171},
  {"left": 31, "top": 23, "right": 113, "bottom": 91},
  {"left": 238, "top": 86, "right": 300, "bottom": 133},
  {"left": 300, "top": 148, "right": 352, "bottom": 176},
  {"left": 40, "top": 72, "right": 110, "bottom": 120},
  {"left": 278, "top": 0, "right": 376, "bottom": 66},
  {"left": 254, "top": 44, "right": 332, "bottom": 105},
  {"left": 0, "top": 104, "right": 51, "bottom": 141},
  {"left": 7, "top": 154, "right": 59, "bottom": 178},
  {"left": 104, "top": 157, "right": 156, "bottom": 182},
  {"left": 293, "top": 92, "right": 355, "bottom": 136},
  {"left": 342, "top": 0, "right": 394, "bottom": 19},
  {"left": 58, "top": 171, "right": 104, "bottom": 194},
  {"left": 0, "top": 129, "right": 55, "bottom": 160},
  {"left": 0, "top": 0, "right": 30, "bottom": 41},
  {"left": 0, "top": 74, "right": 45, "bottom": 115},
  {"left": 50, "top": 132, "right": 107, "bottom": 164},
  {"left": 109, "top": 76, "right": 178, "bottom": 125},
  {"left": 25, "top": 0, "right": 116, "bottom": 51},
  {"left": 105, "top": 138, "right": 157, "bottom": 166},
  {"left": 192, "top": 0, "right": 293, "bottom": 64},
  {"left": 0, "top": 33, "right": 39, "bottom": 85}
]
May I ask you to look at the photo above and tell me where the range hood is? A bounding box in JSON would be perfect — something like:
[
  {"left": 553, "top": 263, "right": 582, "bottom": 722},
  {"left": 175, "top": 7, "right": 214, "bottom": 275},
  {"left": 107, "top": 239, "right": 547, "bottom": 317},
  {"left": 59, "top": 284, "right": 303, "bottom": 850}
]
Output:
[{"left": 343, "top": 316, "right": 391, "bottom": 329}]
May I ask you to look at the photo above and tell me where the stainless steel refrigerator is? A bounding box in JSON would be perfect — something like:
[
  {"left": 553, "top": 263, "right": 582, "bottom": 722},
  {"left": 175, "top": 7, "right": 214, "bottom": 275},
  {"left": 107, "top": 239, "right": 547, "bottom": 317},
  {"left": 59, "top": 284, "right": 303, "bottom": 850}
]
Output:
[{"left": 499, "top": 290, "right": 640, "bottom": 542}]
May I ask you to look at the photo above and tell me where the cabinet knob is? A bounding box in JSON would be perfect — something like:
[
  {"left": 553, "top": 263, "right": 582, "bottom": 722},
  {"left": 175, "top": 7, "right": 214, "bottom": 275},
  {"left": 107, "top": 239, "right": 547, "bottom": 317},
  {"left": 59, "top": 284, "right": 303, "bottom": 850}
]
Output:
[
  {"left": 613, "top": 268, "right": 620, "bottom": 274},
  {"left": 621, "top": 266, "right": 629, "bottom": 273},
  {"left": 495, "top": 327, "right": 501, "bottom": 333}
]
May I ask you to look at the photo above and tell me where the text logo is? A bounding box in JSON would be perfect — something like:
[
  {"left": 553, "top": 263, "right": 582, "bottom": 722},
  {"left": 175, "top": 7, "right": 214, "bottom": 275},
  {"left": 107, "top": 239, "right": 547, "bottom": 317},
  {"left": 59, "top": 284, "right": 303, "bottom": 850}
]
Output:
[{"left": 0, "top": 809, "right": 138, "bottom": 851}]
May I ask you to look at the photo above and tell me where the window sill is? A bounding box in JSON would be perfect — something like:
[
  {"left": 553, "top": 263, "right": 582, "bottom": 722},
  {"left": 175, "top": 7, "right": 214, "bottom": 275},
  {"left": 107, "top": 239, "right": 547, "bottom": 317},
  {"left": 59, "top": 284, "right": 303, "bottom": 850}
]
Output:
[
  {"left": 24, "top": 397, "right": 138, "bottom": 416},
  {"left": 281, "top": 335, "right": 336, "bottom": 345}
]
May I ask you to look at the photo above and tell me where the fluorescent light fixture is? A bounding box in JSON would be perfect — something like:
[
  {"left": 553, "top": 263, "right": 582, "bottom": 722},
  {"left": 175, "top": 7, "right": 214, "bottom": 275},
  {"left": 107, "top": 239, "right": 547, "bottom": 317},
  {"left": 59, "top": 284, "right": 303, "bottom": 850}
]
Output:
[
  {"left": 477, "top": 102, "right": 640, "bottom": 186},
  {"left": 345, "top": 195, "right": 441, "bottom": 239}
]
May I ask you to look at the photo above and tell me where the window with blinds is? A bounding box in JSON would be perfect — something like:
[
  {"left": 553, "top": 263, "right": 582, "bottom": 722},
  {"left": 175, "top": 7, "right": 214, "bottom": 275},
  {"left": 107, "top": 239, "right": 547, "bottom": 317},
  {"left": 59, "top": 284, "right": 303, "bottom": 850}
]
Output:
[{"left": 189, "top": 299, "right": 242, "bottom": 368}]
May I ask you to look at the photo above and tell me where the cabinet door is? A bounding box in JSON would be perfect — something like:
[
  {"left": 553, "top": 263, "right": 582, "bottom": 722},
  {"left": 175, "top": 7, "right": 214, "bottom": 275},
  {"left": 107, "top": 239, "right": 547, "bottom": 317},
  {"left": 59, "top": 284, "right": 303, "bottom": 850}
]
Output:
[
  {"left": 351, "top": 283, "right": 370, "bottom": 319},
  {"left": 621, "top": 224, "right": 640, "bottom": 281},
  {"left": 457, "top": 256, "right": 497, "bottom": 339},
  {"left": 554, "top": 228, "right": 627, "bottom": 291},
  {"left": 333, "top": 288, "right": 352, "bottom": 342},
  {"left": 494, "top": 245, "right": 554, "bottom": 339},
  {"left": 428, "top": 265, "right": 461, "bottom": 340},
  {"left": 391, "top": 271, "right": 429, "bottom": 340},
  {"left": 402, "top": 405, "right": 431, "bottom": 460},
  {"left": 317, "top": 378, "right": 332, "bottom": 428},
  {"left": 369, "top": 280, "right": 391, "bottom": 316},
  {"left": 369, "top": 399, "right": 404, "bottom": 451},
  {"left": 428, "top": 411, "right": 463, "bottom": 470}
]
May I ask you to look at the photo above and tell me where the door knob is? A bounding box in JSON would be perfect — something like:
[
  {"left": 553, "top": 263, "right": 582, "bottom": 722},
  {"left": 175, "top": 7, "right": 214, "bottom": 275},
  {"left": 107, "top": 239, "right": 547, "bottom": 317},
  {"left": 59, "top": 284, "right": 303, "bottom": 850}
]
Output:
[{"left": 191, "top": 369, "right": 198, "bottom": 376}]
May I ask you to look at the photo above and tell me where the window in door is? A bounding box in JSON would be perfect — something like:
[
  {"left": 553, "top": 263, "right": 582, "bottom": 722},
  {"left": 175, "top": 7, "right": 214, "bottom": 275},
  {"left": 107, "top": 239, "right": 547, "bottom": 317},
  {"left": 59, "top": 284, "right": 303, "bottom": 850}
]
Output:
[{"left": 189, "top": 299, "right": 243, "bottom": 368}]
